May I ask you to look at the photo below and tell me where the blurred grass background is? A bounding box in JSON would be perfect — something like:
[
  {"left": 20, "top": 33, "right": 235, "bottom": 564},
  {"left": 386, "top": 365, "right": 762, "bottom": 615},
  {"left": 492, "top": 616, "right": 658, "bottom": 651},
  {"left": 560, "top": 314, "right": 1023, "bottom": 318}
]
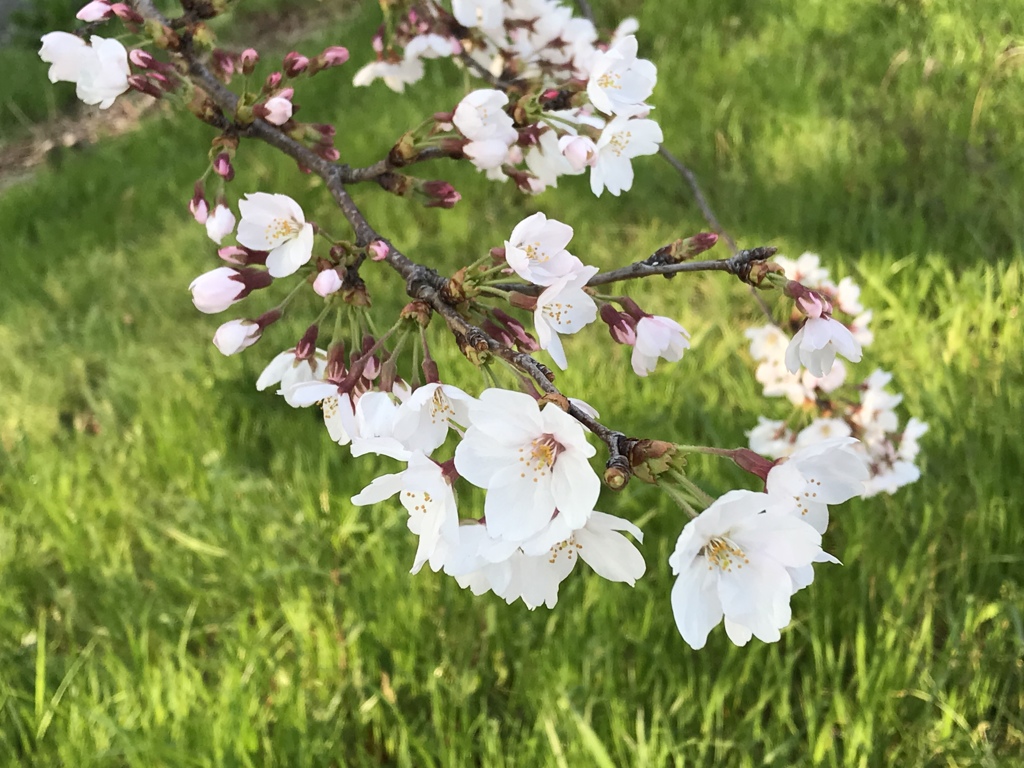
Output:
[{"left": 1, "top": 0, "right": 1022, "bottom": 765}]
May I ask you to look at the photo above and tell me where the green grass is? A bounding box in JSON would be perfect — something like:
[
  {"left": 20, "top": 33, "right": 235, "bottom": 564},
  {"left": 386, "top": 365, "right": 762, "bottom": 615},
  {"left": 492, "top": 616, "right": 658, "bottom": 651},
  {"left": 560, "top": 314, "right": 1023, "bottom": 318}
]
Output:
[{"left": 1, "top": 0, "right": 1023, "bottom": 765}]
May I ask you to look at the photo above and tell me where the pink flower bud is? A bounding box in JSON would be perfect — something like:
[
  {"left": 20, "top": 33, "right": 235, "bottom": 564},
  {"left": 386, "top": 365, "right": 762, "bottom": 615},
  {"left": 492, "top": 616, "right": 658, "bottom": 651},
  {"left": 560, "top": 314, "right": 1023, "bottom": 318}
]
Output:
[
  {"left": 256, "top": 95, "right": 293, "bottom": 125},
  {"left": 283, "top": 51, "right": 310, "bottom": 77},
  {"left": 421, "top": 180, "right": 461, "bottom": 209},
  {"left": 189, "top": 183, "right": 209, "bottom": 224},
  {"left": 240, "top": 48, "right": 259, "bottom": 75},
  {"left": 558, "top": 135, "right": 598, "bottom": 172},
  {"left": 212, "top": 49, "right": 235, "bottom": 80},
  {"left": 76, "top": 1, "right": 112, "bottom": 22},
  {"left": 264, "top": 72, "right": 282, "bottom": 90},
  {"left": 109, "top": 3, "right": 142, "bottom": 23},
  {"left": 205, "top": 204, "right": 236, "bottom": 245},
  {"left": 217, "top": 246, "right": 247, "bottom": 265},
  {"left": 189, "top": 267, "right": 249, "bottom": 314},
  {"left": 316, "top": 146, "right": 341, "bottom": 162},
  {"left": 295, "top": 324, "right": 319, "bottom": 360},
  {"left": 313, "top": 268, "right": 343, "bottom": 297},
  {"left": 213, "top": 152, "right": 234, "bottom": 181},
  {"left": 368, "top": 240, "right": 389, "bottom": 261},
  {"left": 599, "top": 304, "right": 637, "bottom": 345},
  {"left": 319, "top": 46, "right": 349, "bottom": 68},
  {"left": 129, "top": 49, "right": 155, "bottom": 69},
  {"left": 128, "top": 75, "right": 163, "bottom": 99}
]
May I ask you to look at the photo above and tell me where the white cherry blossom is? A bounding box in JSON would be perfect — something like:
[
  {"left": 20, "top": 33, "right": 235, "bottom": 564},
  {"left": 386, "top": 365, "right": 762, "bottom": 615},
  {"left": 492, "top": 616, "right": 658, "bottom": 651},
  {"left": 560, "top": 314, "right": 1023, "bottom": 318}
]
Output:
[
  {"left": 392, "top": 383, "right": 475, "bottom": 455},
  {"left": 534, "top": 267, "right": 599, "bottom": 369},
  {"left": 586, "top": 35, "right": 657, "bottom": 117},
  {"left": 590, "top": 116, "right": 663, "bottom": 196},
  {"left": 747, "top": 417, "right": 795, "bottom": 459},
  {"left": 286, "top": 380, "right": 357, "bottom": 445},
  {"left": 404, "top": 34, "right": 455, "bottom": 60},
  {"left": 256, "top": 348, "right": 328, "bottom": 394},
  {"left": 631, "top": 315, "right": 690, "bottom": 376},
  {"left": 236, "top": 193, "right": 314, "bottom": 278},
  {"left": 785, "top": 311, "right": 862, "bottom": 378},
  {"left": 795, "top": 418, "right": 852, "bottom": 449},
  {"left": 669, "top": 489, "right": 828, "bottom": 649},
  {"left": 39, "top": 33, "right": 130, "bottom": 109},
  {"left": 454, "top": 389, "right": 599, "bottom": 543},
  {"left": 504, "top": 212, "right": 585, "bottom": 285},
  {"left": 453, "top": 89, "right": 518, "bottom": 144},
  {"left": 352, "top": 57, "right": 425, "bottom": 92},
  {"left": 451, "top": 0, "right": 504, "bottom": 30},
  {"left": 352, "top": 452, "right": 459, "bottom": 574},
  {"left": 444, "top": 512, "right": 645, "bottom": 609},
  {"left": 765, "top": 437, "right": 869, "bottom": 534}
]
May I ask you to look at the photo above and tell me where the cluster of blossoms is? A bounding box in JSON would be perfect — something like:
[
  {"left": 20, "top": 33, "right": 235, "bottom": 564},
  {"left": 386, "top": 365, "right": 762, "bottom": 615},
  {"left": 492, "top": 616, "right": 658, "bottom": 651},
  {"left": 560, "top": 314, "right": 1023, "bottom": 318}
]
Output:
[
  {"left": 744, "top": 253, "right": 927, "bottom": 496},
  {"left": 38, "top": 0, "right": 927, "bottom": 651},
  {"left": 354, "top": 1, "right": 662, "bottom": 196}
]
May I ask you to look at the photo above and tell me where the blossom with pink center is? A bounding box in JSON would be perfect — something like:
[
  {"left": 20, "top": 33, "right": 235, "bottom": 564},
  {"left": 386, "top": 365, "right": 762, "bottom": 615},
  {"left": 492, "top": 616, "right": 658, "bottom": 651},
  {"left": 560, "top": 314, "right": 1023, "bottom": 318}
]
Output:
[
  {"left": 631, "top": 315, "right": 690, "bottom": 376},
  {"left": 454, "top": 389, "right": 600, "bottom": 543},
  {"left": 236, "top": 192, "right": 314, "bottom": 278}
]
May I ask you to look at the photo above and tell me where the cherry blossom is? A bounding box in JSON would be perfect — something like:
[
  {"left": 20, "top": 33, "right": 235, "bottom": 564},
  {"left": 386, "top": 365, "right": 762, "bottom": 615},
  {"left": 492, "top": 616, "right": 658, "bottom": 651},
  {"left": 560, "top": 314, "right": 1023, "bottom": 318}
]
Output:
[
  {"left": 443, "top": 512, "right": 646, "bottom": 609},
  {"left": 504, "top": 212, "right": 585, "bottom": 285},
  {"left": 39, "top": 33, "right": 130, "bottom": 109},
  {"left": 785, "top": 303, "right": 862, "bottom": 378},
  {"left": 558, "top": 135, "right": 598, "bottom": 172},
  {"left": 391, "top": 383, "right": 475, "bottom": 455},
  {"left": 669, "top": 490, "right": 829, "bottom": 649},
  {"left": 76, "top": 1, "right": 112, "bottom": 22},
  {"left": 451, "top": 0, "right": 505, "bottom": 30},
  {"left": 256, "top": 348, "right": 328, "bottom": 394},
  {"left": 453, "top": 90, "right": 518, "bottom": 144},
  {"left": 747, "top": 417, "right": 796, "bottom": 459},
  {"left": 586, "top": 35, "right": 657, "bottom": 117},
  {"left": 352, "top": 452, "right": 460, "bottom": 574},
  {"left": 236, "top": 193, "right": 314, "bottom": 278},
  {"left": 286, "top": 379, "right": 357, "bottom": 445},
  {"left": 454, "top": 389, "right": 599, "bottom": 543},
  {"left": 589, "top": 116, "right": 663, "bottom": 197},
  {"left": 533, "top": 267, "right": 599, "bottom": 369},
  {"left": 631, "top": 315, "right": 690, "bottom": 376},
  {"left": 352, "top": 57, "right": 425, "bottom": 92},
  {"left": 765, "top": 437, "right": 869, "bottom": 534}
]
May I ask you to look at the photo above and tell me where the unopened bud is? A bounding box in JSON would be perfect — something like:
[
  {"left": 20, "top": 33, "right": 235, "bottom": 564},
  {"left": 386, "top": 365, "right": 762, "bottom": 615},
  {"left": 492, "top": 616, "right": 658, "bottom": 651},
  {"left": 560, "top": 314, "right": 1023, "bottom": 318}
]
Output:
[
  {"left": 368, "top": 240, "right": 389, "bottom": 261},
  {"left": 240, "top": 48, "right": 259, "bottom": 75},
  {"left": 264, "top": 71, "right": 282, "bottom": 90},
  {"left": 313, "top": 46, "right": 349, "bottom": 72},
  {"left": 211, "top": 49, "right": 235, "bottom": 80},
  {"left": 213, "top": 152, "right": 234, "bottom": 181},
  {"left": 388, "top": 132, "right": 418, "bottom": 167},
  {"left": 283, "top": 51, "right": 309, "bottom": 77},
  {"left": 599, "top": 304, "right": 637, "bottom": 345},
  {"left": 420, "top": 180, "right": 461, "bottom": 209},
  {"left": 313, "top": 268, "right": 343, "bottom": 297},
  {"left": 508, "top": 291, "right": 537, "bottom": 311},
  {"left": 295, "top": 324, "right": 319, "bottom": 360},
  {"left": 129, "top": 49, "right": 155, "bottom": 69},
  {"left": 77, "top": 1, "right": 113, "bottom": 22},
  {"left": 128, "top": 74, "right": 163, "bottom": 99},
  {"left": 109, "top": 3, "right": 142, "bottom": 23}
]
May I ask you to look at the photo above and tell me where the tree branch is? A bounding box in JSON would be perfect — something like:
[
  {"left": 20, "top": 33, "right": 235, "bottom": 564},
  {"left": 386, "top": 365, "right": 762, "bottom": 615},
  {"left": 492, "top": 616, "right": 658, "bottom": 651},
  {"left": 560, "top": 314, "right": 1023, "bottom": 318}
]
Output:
[{"left": 133, "top": 1, "right": 633, "bottom": 479}]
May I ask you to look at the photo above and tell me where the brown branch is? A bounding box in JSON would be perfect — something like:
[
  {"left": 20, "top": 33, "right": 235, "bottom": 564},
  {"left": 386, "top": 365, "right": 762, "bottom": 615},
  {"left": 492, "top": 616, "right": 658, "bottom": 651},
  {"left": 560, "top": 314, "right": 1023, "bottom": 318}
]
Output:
[
  {"left": 657, "top": 146, "right": 737, "bottom": 253},
  {"left": 490, "top": 246, "right": 777, "bottom": 294},
  {"left": 133, "top": 0, "right": 633, "bottom": 481}
]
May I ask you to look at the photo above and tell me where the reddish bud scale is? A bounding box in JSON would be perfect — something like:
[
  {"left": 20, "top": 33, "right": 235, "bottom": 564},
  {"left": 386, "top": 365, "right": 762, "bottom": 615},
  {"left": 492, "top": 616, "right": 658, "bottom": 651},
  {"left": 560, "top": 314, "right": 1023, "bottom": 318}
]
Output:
[
  {"left": 295, "top": 324, "right": 319, "bottom": 360},
  {"left": 617, "top": 296, "right": 648, "bottom": 323}
]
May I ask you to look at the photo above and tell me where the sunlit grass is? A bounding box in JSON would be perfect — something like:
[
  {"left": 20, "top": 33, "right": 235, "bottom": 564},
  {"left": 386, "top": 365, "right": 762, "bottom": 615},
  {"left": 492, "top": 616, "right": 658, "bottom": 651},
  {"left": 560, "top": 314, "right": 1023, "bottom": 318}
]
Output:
[{"left": 0, "top": 1, "right": 1022, "bottom": 765}]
